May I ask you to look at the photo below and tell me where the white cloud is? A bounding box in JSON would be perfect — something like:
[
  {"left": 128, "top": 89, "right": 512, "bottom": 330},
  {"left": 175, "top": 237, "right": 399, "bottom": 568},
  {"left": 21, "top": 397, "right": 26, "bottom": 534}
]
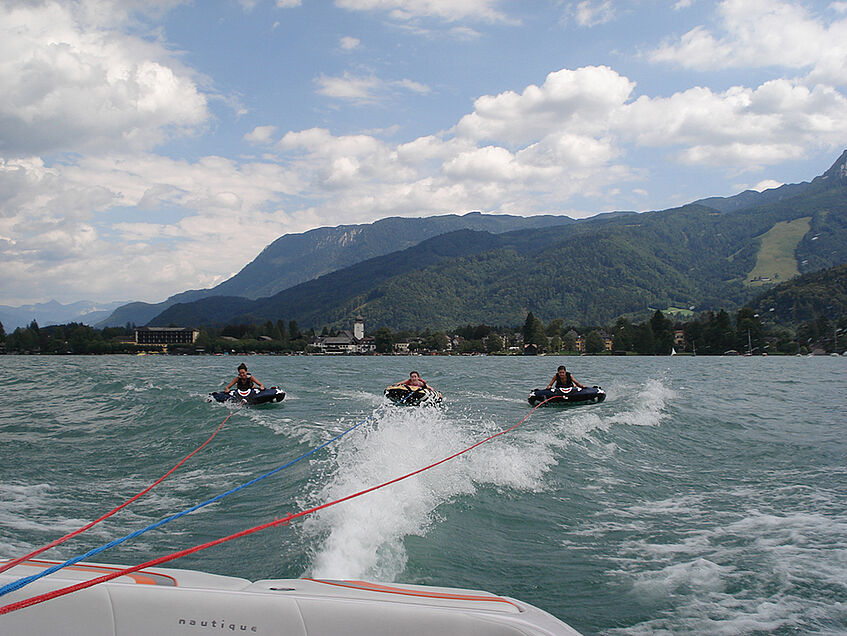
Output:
[
  {"left": 454, "top": 66, "right": 634, "bottom": 146},
  {"left": 677, "top": 142, "right": 804, "bottom": 168},
  {"left": 751, "top": 179, "right": 784, "bottom": 192},
  {"left": 244, "top": 125, "right": 278, "bottom": 144},
  {"left": 277, "top": 128, "right": 415, "bottom": 191},
  {"left": 316, "top": 73, "right": 382, "bottom": 101},
  {"left": 0, "top": 1, "right": 209, "bottom": 157},
  {"left": 396, "top": 135, "right": 462, "bottom": 163},
  {"left": 442, "top": 146, "right": 521, "bottom": 182},
  {"left": 267, "top": 67, "right": 646, "bottom": 222},
  {"left": 334, "top": 0, "right": 511, "bottom": 23},
  {"left": 623, "top": 80, "right": 847, "bottom": 166},
  {"left": 397, "top": 78, "right": 431, "bottom": 94},
  {"left": 0, "top": 151, "right": 307, "bottom": 304},
  {"left": 650, "top": 0, "right": 847, "bottom": 86},
  {"left": 448, "top": 25, "right": 483, "bottom": 39},
  {"left": 340, "top": 36, "right": 361, "bottom": 50},
  {"left": 568, "top": 1, "right": 616, "bottom": 27},
  {"left": 277, "top": 0, "right": 302, "bottom": 7},
  {"left": 315, "top": 72, "right": 431, "bottom": 103}
]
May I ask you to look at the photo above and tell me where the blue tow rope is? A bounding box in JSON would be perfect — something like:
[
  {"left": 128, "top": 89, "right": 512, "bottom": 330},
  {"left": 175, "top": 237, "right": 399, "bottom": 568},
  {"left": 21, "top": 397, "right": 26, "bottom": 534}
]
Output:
[{"left": 0, "top": 405, "right": 386, "bottom": 598}]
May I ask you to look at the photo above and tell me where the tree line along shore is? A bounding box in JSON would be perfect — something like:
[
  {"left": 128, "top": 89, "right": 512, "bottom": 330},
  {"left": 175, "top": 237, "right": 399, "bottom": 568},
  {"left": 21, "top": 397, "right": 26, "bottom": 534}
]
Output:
[{"left": 1, "top": 306, "right": 843, "bottom": 356}]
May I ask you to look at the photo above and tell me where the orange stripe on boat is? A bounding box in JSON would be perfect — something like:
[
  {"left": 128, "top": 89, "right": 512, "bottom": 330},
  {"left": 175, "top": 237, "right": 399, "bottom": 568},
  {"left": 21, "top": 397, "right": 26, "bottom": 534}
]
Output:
[
  {"left": 304, "top": 578, "right": 520, "bottom": 609},
  {"left": 5, "top": 559, "right": 177, "bottom": 587}
]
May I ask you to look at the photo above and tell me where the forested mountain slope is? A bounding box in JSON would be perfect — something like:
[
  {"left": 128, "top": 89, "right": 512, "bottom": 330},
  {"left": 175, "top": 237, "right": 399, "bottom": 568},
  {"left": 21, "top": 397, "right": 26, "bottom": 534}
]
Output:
[
  {"left": 98, "top": 212, "right": 577, "bottom": 326},
  {"left": 749, "top": 264, "right": 847, "bottom": 326},
  {"left": 211, "top": 211, "right": 579, "bottom": 300},
  {"left": 150, "top": 152, "right": 847, "bottom": 330}
]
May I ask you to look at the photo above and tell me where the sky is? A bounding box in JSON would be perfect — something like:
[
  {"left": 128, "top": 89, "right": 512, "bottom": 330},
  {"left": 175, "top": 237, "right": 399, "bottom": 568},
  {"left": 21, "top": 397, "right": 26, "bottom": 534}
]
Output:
[{"left": 2, "top": 0, "right": 847, "bottom": 307}]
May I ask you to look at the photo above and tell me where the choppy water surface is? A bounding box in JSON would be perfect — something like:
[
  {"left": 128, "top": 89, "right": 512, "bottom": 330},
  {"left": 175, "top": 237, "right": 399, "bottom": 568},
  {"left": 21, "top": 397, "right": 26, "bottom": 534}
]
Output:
[{"left": 1, "top": 355, "right": 845, "bottom": 634}]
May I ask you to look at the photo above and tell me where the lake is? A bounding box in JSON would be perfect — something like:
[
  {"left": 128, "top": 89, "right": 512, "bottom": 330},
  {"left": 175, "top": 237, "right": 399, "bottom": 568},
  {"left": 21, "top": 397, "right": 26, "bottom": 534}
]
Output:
[{"left": 1, "top": 354, "right": 845, "bottom": 634}]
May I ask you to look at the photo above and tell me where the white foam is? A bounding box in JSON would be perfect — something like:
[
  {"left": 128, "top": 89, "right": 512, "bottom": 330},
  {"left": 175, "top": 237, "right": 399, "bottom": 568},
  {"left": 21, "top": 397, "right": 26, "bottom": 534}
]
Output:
[
  {"left": 304, "top": 378, "right": 678, "bottom": 582},
  {"left": 0, "top": 483, "right": 92, "bottom": 554},
  {"left": 630, "top": 557, "right": 731, "bottom": 599},
  {"left": 599, "top": 491, "right": 847, "bottom": 634},
  {"left": 541, "top": 378, "right": 675, "bottom": 447},
  {"left": 303, "top": 404, "right": 555, "bottom": 581},
  {"left": 347, "top": 390, "right": 384, "bottom": 407},
  {"left": 606, "top": 378, "right": 676, "bottom": 428},
  {"left": 122, "top": 381, "right": 155, "bottom": 393}
]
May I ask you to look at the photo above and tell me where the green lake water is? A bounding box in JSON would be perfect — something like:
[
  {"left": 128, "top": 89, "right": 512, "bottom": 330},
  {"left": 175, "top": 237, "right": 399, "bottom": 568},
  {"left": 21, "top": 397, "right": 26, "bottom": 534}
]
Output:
[{"left": 1, "top": 355, "right": 845, "bottom": 634}]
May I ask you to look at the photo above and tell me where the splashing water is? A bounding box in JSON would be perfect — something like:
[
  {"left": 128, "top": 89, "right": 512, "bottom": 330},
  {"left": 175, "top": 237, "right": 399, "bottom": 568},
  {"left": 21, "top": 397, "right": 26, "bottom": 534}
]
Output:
[
  {"left": 3, "top": 355, "right": 845, "bottom": 635},
  {"left": 304, "top": 377, "right": 675, "bottom": 581}
]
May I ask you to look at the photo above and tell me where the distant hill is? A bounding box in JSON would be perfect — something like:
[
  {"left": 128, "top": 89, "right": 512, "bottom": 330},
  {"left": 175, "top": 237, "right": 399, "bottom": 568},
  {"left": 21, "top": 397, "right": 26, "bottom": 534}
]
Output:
[
  {"left": 211, "top": 211, "right": 581, "bottom": 300},
  {"left": 0, "top": 299, "right": 126, "bottom": 331},
  {"left": 146, "top": 206, "right": 733, "bottom": 330},
  {"left": 150, "top": 151, "right": 847, "bottom": 330},
  {"left": 695, "top": 183, "right": 813, "bottom": 214},
  {"left": 696, "top": 149, "right": 847, "bottom": 213},
  {"left": 97, "top": 212, "right": 579, "bottom": 327},
  {"left": 749, "top": 263, "right": 847, "bottom": 326},
  {"left": 152, "top": 229, "right": 517, "bottom": 328},
  {"left": 96, "top": 293, "right": 207, "bottom": 330}
]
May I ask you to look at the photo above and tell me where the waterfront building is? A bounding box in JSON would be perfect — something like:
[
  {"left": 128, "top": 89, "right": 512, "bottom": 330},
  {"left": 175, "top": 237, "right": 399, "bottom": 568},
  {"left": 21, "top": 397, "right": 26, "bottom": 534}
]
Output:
[{"left": 135, "top": 327, "right": 199, "bottom": 346}]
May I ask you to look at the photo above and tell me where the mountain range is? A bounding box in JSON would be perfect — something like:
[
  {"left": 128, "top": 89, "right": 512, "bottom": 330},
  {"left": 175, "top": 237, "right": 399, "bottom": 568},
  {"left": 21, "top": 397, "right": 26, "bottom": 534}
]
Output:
[
  {"left": 0, "top": 300, "right": 126, "bottom": 332},
  {"left": 147, "top": 151, "right": 847, "bottom": 331},
  {"left": 97, "top": 212, "right": 581, "bottom": 328},
  {"left": 6, "top": 151, "right": 846, "bottom": 333}
]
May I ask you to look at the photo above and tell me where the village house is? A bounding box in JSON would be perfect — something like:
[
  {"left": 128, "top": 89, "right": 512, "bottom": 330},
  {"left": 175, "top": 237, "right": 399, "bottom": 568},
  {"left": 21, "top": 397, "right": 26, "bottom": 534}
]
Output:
[{"left": 313, "top": 316, "right": 375, "bottom": 354}]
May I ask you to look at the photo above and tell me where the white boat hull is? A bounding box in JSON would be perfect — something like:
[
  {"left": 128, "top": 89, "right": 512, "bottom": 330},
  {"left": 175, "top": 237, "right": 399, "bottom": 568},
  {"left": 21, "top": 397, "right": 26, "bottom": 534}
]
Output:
[{"left": 0, "top": 559, "right": 581, "bottom": 635}]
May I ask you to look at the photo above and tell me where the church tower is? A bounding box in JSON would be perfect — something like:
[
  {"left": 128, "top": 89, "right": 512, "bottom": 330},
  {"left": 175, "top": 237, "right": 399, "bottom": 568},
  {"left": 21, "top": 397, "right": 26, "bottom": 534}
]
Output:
[{"left": 353, "top": 316, "right": 364, "bottom": 340}]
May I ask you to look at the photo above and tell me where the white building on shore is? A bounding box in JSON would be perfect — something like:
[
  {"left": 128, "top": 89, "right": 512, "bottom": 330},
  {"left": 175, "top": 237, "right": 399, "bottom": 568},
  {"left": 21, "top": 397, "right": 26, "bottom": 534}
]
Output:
[{"left": 314, "top": 316, "right": 375, "bottom": 354}]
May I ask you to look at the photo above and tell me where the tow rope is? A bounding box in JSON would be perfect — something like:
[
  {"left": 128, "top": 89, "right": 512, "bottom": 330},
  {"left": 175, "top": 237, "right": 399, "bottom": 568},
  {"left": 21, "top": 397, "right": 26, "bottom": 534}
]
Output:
[
  {"left": 0, "top": 410, "right": 235, "bottom": 577},
  {"left": 0, "top": 396, "right": 555, "bottom": 616},
  {"left": 0, "top": 403, "right": 390, "bottom": 599}
]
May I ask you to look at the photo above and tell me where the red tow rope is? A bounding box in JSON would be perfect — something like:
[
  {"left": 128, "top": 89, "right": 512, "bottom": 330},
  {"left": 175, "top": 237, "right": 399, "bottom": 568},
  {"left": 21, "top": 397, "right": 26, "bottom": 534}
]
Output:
[
  {"left": 0, "top": 411, "right": 234, "bottom": 576},
  {"left": 1, "top": 398, "right": 556, "bottom": 616}
]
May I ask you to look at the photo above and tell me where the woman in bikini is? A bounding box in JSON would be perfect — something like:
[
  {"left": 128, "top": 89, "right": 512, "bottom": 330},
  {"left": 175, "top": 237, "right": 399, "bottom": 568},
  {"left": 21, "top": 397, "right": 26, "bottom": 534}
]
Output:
[{"left": 225, "top": 363, "right": 265, "bottom": 392}]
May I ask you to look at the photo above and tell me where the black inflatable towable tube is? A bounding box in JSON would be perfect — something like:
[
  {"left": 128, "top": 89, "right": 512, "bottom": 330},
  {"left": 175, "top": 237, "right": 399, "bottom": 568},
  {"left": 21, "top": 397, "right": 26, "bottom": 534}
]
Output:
[
  {"left": 208, "top": 387, "right": 286, "bottom": 405},
  {"left": 384, "top": 384, "right": 443, "bottom": 405},
  {"left": 527, "top": 386, "right": 605, "bottom": 406}
]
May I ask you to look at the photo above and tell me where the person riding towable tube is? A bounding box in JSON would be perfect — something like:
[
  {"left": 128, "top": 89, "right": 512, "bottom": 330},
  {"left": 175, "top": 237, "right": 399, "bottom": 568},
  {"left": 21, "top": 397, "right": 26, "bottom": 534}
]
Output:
[
  {"left": 225, "top": 363, "right": 265, "bottom": 392},
  {"left": 546, "top": 365, "right": 585, "bottom": 390},
  {"left": 399, "top": 371, "right": 429, "bottom": 389}
]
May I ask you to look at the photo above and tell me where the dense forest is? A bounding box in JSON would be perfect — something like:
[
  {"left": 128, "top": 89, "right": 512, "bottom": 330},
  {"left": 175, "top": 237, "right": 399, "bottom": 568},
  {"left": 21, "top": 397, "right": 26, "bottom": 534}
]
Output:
[
  {"left": 1, "top": 322, "right": 139, "bottom": 355},
  {"left": 749, "top": 264, "right": 847, "bottom": 325}
]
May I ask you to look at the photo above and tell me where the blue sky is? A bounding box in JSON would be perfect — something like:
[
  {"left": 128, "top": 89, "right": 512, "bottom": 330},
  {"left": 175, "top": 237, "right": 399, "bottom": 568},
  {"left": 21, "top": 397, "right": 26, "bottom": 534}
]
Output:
[{"left": 2, "top": 0, "right": 847, "bottom": 306}]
